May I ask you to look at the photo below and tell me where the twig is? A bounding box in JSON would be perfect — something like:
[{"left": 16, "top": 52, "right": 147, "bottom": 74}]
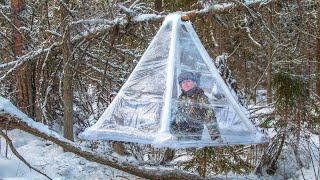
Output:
[
  {"left": 0, "top": 130, "right": 52, "bottom": 180},
  {"left": 5, "top": 129, "right": 8, "bottom": 158},
  {"left": 227, "top": 43, "right": 241, "bottom": 58},
  {"left": 59, "top": 0, "right": 77, "bottom": 19}
]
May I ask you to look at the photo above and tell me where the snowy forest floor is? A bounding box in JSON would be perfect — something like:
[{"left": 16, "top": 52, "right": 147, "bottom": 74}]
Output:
[
  {"left": 0, "top": 129, "right": 319, "bottom": 180},
  {"left": 0, "top": 130, "right": 141, "bottom": 179}
]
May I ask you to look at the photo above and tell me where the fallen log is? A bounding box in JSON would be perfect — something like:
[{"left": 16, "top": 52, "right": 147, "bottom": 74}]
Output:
[{"left": 0, "top": 97, "right": 206, "bottom": 180}]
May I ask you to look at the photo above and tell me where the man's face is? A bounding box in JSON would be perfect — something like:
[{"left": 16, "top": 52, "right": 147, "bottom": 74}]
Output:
[{"left": 181, "top": 79, "right": 195, "bottom": 91}]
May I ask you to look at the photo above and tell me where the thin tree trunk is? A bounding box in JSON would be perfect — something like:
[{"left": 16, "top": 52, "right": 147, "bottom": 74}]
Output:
[
  {"left": 293, "top": 108, "right": 303, "bottom": 168},
  {"left": 98, "top": 57, "right": 110, "bottom": 108},
  {"left": 266, "top": 4, "right": 273, "bottom": 104},
  {"left": 316, "top": 4, "right": 320, "bottom": 176},
  {"left": 244, "top": 50, "right": 248, "bottom": 101},
  {"left": 61, "top": 1, "right": 74, "bottom": 142},
  {"left": 154, "top": 0, "right": 162, "bottom": 12},
  {"left": 34, "top": 55, "right": 47, "bottom": 124},
  {"left": 34, "top": 1, "right": 48, "bottom": 123},
  {"left": 62, "top": 28, "right": 74, "bottom": 142},
  {"left": 316, "top": 4, "right": 320, "bottom": 97},
  {"left": 40, "top": 0, "right": 50, "bottom": 40}
]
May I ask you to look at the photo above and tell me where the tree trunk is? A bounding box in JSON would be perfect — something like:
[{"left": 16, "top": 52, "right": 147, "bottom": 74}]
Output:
[
  {"left": 244, "top": 50, "right": 248, "bottom": 101},
  {"left": 266, "top": 4, "right": 273, "bottom": 104},
  {"left": 154, "top": 0, "right": 162, "bottom": 12},
  {"left": 11, "top": 0, "right": 34, "bottom": 118},
  {"left": 293, "top": 108, "right": 303, "bottom": 168},
  {"left": 316, "top": 4, "right": 320, "bottom": 97},
  {"left": 61, "top": 1, "right": 74, "bottom": 142},
  {"left": 37, "top": 0, "right": 49, "bottom": 41},
  {"left": 0, "top": 112, "right": 204, "bottom": 180},
  {"left": 316, "top": 3, "right": 320, "bottom": 169},
  {"left": 62, "top": 27, "right": 74, "bottom": 142},
  {"left": 11, "top": 0, "right": 24, "bottom": 56}
]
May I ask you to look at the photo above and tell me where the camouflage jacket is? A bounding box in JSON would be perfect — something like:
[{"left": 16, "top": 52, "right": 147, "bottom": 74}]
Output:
[{"left": 173, "top": 86, "right": 220, "bottom": 139}]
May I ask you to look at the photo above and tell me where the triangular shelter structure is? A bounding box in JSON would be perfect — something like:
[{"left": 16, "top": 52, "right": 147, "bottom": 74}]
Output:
[{"left": 80, "top": 14, "right": 268, "bottom": 148}]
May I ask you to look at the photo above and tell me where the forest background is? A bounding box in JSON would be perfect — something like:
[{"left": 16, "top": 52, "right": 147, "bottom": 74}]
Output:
[{"left": 0, "top": 0, "right": 320, "bottom": 179}]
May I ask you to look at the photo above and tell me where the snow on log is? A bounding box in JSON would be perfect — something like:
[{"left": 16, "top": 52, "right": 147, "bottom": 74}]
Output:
[{"left": 0, "top": 97, "right": 204, "bottom": 180}]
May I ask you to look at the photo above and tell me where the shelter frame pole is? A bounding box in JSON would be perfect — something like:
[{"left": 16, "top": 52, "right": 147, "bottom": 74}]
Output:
[{"left": 159, "top": 14, "right": 180, "bottom": 134}]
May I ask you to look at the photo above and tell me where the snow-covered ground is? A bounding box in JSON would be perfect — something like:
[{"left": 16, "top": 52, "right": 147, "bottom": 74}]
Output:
[
  {"left": 0, "top": 130, "right": 139, "bottom": 180},
  {"left": 1, "top": 129, "right": 319, "bottom": 180}
]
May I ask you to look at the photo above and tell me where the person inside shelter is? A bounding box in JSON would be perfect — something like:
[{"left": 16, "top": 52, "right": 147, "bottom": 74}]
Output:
[{"left": 170, "top": 71, "right": 220, "bottom": 141}]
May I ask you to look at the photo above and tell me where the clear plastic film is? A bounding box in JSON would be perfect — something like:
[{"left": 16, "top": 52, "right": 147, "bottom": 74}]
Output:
[{"left": 80, "top": 14, "right": 268, "bottom": 148}]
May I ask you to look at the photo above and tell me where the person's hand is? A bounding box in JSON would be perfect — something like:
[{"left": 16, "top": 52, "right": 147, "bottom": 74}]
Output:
[
  {"left": 178, "top": 120, "right": 188, "bottom": 129},
  {"left": 209, "top": 129, "right": 220, "bottom": 141},
  {"left": 170, "top": 120, "right": 178, "bottom": 132},
  {"left": 210, "top": 135, "right": 220, "bottom": 141},
  {"left": 214, "top": 93, "right": 223, "bottom": 99}
]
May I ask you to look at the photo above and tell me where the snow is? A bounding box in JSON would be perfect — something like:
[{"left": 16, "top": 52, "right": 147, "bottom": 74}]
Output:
[
  {"left": 132, "top": 14, "right": 164, "bottom": 22},
  {"left": 0, "top": 60, "right": 19, "bottom": 68},
  {"left": 2, "top": 128, "right": 318, "bottom": 180},
  {"left": 0, "top": 130, "right": 137, "bottom": 179},
  {"left": 0, "top": 96, "right": 72, "bottom": 145},
  {"left": 0, "top": 96, "right": 138, "bottom": 179}
]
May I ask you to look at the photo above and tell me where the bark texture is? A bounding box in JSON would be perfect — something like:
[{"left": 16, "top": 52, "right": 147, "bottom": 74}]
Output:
[
  {"left": 61, "top": 0, "right": 74, "bottom": 142},
  {"left": 12, "top": 0, "right": 34, "bottom": 117},
  {"left": 316, "top": 4, "right": 320, "bottom": 97}
]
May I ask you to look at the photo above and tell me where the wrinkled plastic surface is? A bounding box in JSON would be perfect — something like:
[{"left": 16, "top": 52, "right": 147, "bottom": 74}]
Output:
[{"left": 80, "top": 14, "right": 268, "bottom": 148}]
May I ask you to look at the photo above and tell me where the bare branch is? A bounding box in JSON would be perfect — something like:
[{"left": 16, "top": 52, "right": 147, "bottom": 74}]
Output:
[
  {"left": 0, "top": 0, "right": 281, "bottom": 81},
  {"left": 0, "top": 130, "right": 52, "bottom": 180}
]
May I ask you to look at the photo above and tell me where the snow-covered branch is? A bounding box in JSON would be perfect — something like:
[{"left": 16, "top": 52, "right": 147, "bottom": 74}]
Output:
[
  {"left": 0, "top": 0, "right": 278, "bottom": 81},
  {"left": 0, "top": 97, "right": 203, "bottom": 180},
  {"left": 0, "top": 46, "right": 46, "bottom": 81},
  {"left": 186, "top": 0, "right": 278, "bottom": 16}
]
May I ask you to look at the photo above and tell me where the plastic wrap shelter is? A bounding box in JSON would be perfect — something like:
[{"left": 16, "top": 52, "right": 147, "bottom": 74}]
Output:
[{"left": 80, "top": 14, "right": 268, "bottom": 148}]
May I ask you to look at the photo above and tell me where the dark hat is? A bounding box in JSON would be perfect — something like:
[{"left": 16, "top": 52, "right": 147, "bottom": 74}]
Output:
[{"left": 178, "top": 71, "right": 196, "bottom": 84}]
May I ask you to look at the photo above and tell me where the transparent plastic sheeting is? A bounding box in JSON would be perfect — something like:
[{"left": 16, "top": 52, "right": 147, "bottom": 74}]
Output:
[{"left": 80, "top": 14, "right": 268, "bottom": 148}]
